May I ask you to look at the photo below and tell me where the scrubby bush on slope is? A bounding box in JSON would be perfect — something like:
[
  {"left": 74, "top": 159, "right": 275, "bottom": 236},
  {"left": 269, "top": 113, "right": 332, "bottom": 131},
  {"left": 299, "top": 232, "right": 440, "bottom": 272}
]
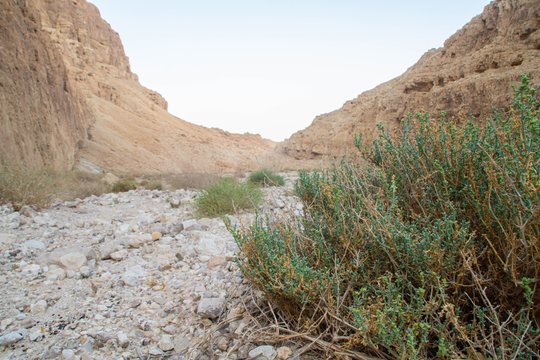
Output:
[{"left": 229, "top": 76, "right": 539, "bottom": 359}]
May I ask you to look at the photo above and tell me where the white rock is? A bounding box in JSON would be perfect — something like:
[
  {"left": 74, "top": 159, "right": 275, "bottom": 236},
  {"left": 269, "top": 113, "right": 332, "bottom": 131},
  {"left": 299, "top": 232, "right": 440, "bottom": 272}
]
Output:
[
  {"left": 149, "top": 347, "right": 163, "bottom": 356},
  {"left": 127, "top": 237, "right": 144, "bottom": 248},
  {"left": 0, "top": 331, "right": 23, "bottom": 346},
  {"left": 192, "top": 232, "right": 225, "bottom": 257},
  {"left": 22, "top": 240, "right": 46, "bottom": 250},
  {"left": 30, "top": 300, "right": 48, "bottom": 314},
  {"left": 46, "top": 267, "right": 66, "bottom": 281},
  {"left": 61, "top": 349, "right": 76, "bottom": 359},
  {"left": 79, "top": 266, "right": 92, "bottom": 278},
  {"left": 117, "top": 332, "right": 130, "bottom": 348},
  {"left": 0, "top": 233, "right": 16, "bottom": 245},
  {"left": 0, "top": 318, "right": 13, "bottom": 331},
  {"left": 197, "top": 297, "right": 226, "bottom": 319},
  {"left": 22, "top": 264, "right": 41, "bottom": 276},
  {"left": 59, "top": 252, "right": 87, "bottom": 270},
  {"left": 110, "top": 249, "right": 128, "bottom": 261},
  {"left": 158, "top": 334, "right": 174, "bottom": 351},
  {"left": 249, "top": 345, "right": 278, "bottom": 360}
]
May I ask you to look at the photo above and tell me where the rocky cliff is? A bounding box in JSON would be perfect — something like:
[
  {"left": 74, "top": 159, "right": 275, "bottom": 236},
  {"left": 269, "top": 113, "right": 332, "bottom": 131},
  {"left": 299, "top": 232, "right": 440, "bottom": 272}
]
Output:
[
  {"left": 279, "top": 0, "right": 540, "bottom": 162},
  {"left": 0, "top": 0, "right": 275, "bottom": 173},
  {"left": 0, "top": 0, "right": 91, "bottom": 169}
]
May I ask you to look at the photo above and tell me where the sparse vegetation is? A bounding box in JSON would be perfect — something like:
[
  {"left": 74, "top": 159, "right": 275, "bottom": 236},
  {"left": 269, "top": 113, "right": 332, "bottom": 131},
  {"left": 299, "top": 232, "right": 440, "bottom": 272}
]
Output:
[
  {"left": 196, "top": 177, "right": 263, "bottom": 217},
  {"left": 111, "top": 178, "right": 137, "bottom": 193},
  {"left": 229, "top": 76, "right": 539, "bottom": 359},
  {"left": 248, "top": 168, "right": 285, "bottom": 187},
  {"left": 0, "top": 162, "right": 110, "bottom": 209},
  {"left": 158, "top": 172, "right": 220, "bottom": 190},
  {"left": 146, "top": 182, "right": 163, "bottom": 190},
  {"left": 0, "top": 161, "right": 56, "bottom": 210},
  {"left": 55, "top": 170, "right": 109, "bottom": 200}
]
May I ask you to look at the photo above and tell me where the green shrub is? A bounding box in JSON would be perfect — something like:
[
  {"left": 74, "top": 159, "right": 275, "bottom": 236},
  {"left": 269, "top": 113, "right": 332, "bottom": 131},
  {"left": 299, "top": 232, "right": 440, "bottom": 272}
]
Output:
[
  {"left": 112, "top": 179, "right": 137, "bottom": 193},
  {"left": 196, "top": 177, "right": 262, "bottom": 217},
  {"left": 248, "top": 168, "right": 285, "bottom": 187},
  {"left": 229, "top": 76, "right": 539, "bottom": 359}
]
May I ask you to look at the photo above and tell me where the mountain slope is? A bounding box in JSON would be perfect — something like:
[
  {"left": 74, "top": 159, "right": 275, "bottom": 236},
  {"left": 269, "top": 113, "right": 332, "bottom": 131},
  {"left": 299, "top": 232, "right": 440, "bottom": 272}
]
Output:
[
  {"left": 278, "top": 0, "right": 540, "bottom": 161},
  {"left": 0, "top": 0, "right": 275, "bottom": 173}
]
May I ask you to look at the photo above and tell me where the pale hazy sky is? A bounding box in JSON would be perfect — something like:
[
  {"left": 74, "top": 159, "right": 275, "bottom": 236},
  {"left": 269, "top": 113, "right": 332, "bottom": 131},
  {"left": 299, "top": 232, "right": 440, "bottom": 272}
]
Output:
[{"left": 90, "top": 0, "right": 491, "bottom": 141}]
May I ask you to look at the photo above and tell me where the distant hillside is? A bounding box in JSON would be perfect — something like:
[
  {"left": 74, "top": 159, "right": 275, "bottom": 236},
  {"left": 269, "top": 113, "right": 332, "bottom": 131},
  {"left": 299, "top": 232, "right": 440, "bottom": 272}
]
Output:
[
  {"left": 0, "top": 0, "right": 275, "bottom": 173},
  {"left": 278, "top": 0, "right": 540, "bottom": 162}
]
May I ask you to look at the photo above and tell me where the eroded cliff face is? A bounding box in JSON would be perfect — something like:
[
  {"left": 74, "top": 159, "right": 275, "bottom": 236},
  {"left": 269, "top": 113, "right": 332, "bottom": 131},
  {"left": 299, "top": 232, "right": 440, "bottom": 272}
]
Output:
[
  {"left": 279, "top": 0, "right": 540, "bottom": 162},
  {"left": 0, "top": 0, "right": 91, "bottom": 169},
  {"left": 1, "top": 0, "right": 275, "bottom": 173}
]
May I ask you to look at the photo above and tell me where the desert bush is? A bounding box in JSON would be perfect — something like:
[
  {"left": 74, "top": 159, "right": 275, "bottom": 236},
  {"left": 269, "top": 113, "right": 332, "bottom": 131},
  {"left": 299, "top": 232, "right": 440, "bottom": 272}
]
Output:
[
  {"left": 162, "top": 172, "right": 219, "bottom": 190},
  {"left": 147, "top": 182, "right": 163, "bottom": 190},
  {"left": 0, "top": 163, "right": 109, "bottom": 208},
  {"left": 0, "top": 161, "right": 55, "bottom": 209},
  {"left": 248, "top": 168, "right": 285, "bottom": 187},
  {"left": 196, "top": 177, "right": 262, "bottom": 217},
  {"left": 56, "top": 170, "right": 109, "bottom": 200},
  {"left": 111, "top": 178, "right": 137, "bottom": 193},
  {"left": 229, "top": 76, "right": 539, "bottom": 359}
]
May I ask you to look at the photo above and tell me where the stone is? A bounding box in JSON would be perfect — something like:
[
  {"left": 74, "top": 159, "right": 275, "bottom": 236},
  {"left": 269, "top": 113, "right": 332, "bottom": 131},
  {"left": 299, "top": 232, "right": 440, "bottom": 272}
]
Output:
[
  {"left": 110, "top": 249, "right": 128, "bottom": 261},
  {"left": 127, "top": 237, "right": 144, "bottom": 248},
  {"left": 169, "top": 199, "right": 181, "bottom": 208},
  {"left": 91, "top": 331, "right": 113, "bottom": 348},
  {"left": 59, "top": 252, "right": 87, "bottom": 271},
  {"left": 30, "top": 300, "right": 48, "bottom": 314},
  {"left": 161, "top": 325, "right": 177, "bottom": 334},
  {"left": 46, "top": 267, "right": 66, "bottom": 281},
  {"left": 151, "top": 232, "right": 162, "bottom": 241},
  {"left": 61, "top": 349, "right": 76, "bottom": 359},
  {"left": 99, "top": 241, "right": 125, "bottom": 260},
  {"left": 174, "top": 337, "right": 190, "bottom": 353},
  {"left": 193, "top": 232, "right": 225, "bottom": 257},
  {"left": 79, "top": 266, "right": 92, "bottom": 278},
  {"left": 248, "top": 345, "right": 278, "bottom": 360},
  {"left": 22, "top": 240, "right": 46, "bottom": 250},
  {"left": 208, "top": 255, "right": 227, "bottom": 269},
  {"left": 19, "top": 206, "right": 36, "bottom": 218},
  {"left": 22, "top": 264, "right": 41, "bottom": 276},
  {"left": 117, "top": 332, "right": 130, "bottom": 348},
  {"left": 0, "top": 331, "right": 23, "bottom": 346},
  {"left": 197, "top": 297, "right": 226, "bottom": 319},
  {"left": 0, "top": 233, "right": 16, "bottom": 245},
  {"left": 158, "top": 334, "right": 174, "bottom": 351},
  {"left": 0, "top": 318, "right": 13, "bottom": 331},
  {"left": 149, "top": 347, "right": 163, "bottom": 356},
  {"left": 216, "top": 337, "right": 229, "bottom": 351},
  {"left": 277, "top": 346, "right": 293, "bottom": 360},
  {"left": 20, "top": 317, "right": 36, "bottom": 329}
]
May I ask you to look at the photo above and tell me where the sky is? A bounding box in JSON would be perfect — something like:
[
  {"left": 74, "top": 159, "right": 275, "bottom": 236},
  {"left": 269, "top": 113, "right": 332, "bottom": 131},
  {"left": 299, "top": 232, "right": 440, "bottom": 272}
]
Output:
[{"left": 89, "top": 0, "right": 491, "bottom": 141}]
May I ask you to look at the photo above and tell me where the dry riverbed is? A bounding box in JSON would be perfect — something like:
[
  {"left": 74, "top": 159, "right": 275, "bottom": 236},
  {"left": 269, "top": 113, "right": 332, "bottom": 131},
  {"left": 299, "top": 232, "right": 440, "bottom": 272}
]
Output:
[{"left": 0, "top": 174, "right": 302, "bottom": 360}]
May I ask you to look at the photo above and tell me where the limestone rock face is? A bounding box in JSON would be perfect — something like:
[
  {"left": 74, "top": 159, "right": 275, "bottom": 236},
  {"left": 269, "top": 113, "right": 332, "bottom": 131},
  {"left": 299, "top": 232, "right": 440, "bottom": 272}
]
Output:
[
  {"left": 0, "top": 0, "right": 91, "bottom": 169},
  {"left": 279, "top": 0, "right": 540, "bottom": 162},
  {"left": 0, "top": 0, "right": 275, "bottom": 172}
]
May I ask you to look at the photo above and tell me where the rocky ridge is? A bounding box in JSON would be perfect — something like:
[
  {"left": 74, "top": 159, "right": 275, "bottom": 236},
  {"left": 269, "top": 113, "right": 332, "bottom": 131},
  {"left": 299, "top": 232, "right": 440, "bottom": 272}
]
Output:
[
  {"left": 0, "top": 0, "right": 276, "bottom": 173},
  {"left": 279, "top": 0, "right": 540, "bottom": 161},
  {"left": 0, "top": 174, "right": 302, "bottom": 360}
]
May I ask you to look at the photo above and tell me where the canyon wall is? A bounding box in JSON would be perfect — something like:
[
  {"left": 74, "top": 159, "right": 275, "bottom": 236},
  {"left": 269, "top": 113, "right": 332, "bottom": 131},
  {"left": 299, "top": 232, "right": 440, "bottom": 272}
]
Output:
[
  {"left": 279, "top": 0, "right": 540, "bottom": 162},
  {"left": 0, "top": 0, "right": 91, "bottom": 169},
  {"left": 0, "top": 0, "right": 275, "bottom": 173}
]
